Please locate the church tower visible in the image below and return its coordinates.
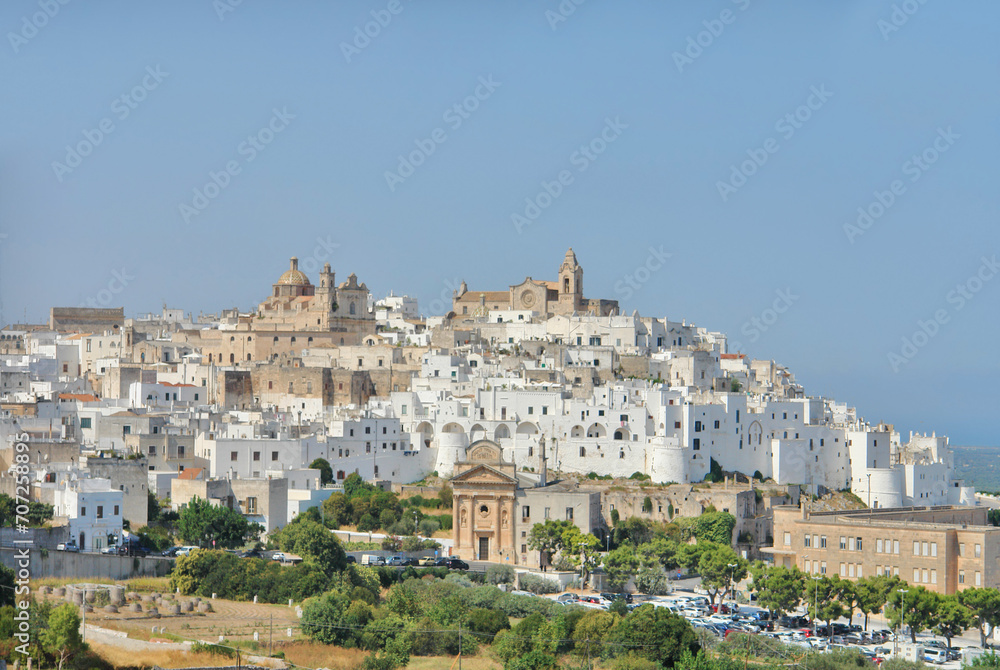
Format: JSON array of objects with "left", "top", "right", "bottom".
[{"left": 558, "top": 247, "right": 584, "bottom": 313}]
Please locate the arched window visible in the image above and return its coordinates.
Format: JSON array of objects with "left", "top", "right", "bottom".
[
  {"left": 229, "top": 353, "right": 235, "bottom": 363},
  {"left": 564, "top": 277, "right": 569, "bottom": 292},
  {"left": 349, "top": 302, "right": 356, "bottom": 315},
  {"left": 246, "top": 354, "right": 252, "bottom": 361}
]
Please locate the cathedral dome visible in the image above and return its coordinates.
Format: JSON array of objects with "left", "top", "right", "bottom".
[{"left": 276, "top": 257, "right": 312, "bottom": 286}]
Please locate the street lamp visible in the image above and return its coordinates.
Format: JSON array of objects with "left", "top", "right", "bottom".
[
  {"left": 897, "top": 589, "right": 909, "bottom": 655},
  {"left": 727, "top": 563, "right": 737, "bottom": 603},
  {"left": 812, "top": 575, "right": 822, "bottom": 638},
  {"left": 867, "top": 473, "right": 872, "bottom": 523}
]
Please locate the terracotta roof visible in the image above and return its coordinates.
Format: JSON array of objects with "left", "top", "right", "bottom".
[
  {"left": 178, "top": 468, "right": 203, "bottom": 480},
  {"left": 721, "top": 354, "right": 745, "bottom": 360},
  {"left": 58, "top": 393, "right": 99, "bottom": 402},
  {"left": 161, "top": 382, "right": 197, "bottom": 387}
]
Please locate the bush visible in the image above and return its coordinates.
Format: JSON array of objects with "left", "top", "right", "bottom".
[
  {"left": 485, "top": 564, "right": 515, "bottom": 586},
  {"left": 517, "top": 573, "right": 560, "bottom": 595},
  {"left": 191, "top": 642, "right": 236, "bottom": 658},
  {"left": 357, "top": 514, "right": 378, "bottom": 532},
  {"left": 466, "top": 607, "right": 510, "bottom": 639},
  {"left": 635, "top": 568, "right": 671, "bottom": 595}
]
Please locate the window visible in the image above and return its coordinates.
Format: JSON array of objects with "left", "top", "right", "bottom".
[
  {"left": 246, "top": 497, "right": 257, "bottom": 514},
  {"left": 231, "top": 451, "right": 238, "bottom": 461},
  {"left": 914, "top": 568, "right": 921, "bottom": 582},
  {"left": 922, "top": 541, "right": 928, "bottom": 556},
  {"left": 848, "top": 537, "right": 855, "bottom": 551},
  {"left": 253, "top": 451, "right": 260, "bottom": 461},
  {"left": 272, "top": 451, "right": 278, "bottom": 461},
  {"left": 528, "top": 407, "right": 534, "bottom": 415},
  {"left": 114, "top": 505, "right": 119, "bottom": 515},
  {"left": 876, "top": 538, "right": 883, "bottom": 553},
  {"left": 97, "top": 506, "right": 103, "bottom": 519},
  {"left": 714, "top": 420, "right": 720, "bottom": 429},
  {"left": 840, "top": 536, "right": 847, "bottom": 550},
  {"left": 693, "top": 438, "right": 700, "bottom": 450},
  {"left": 813, "top": 534, "right": 819, "bottom": 548},
  {"left": 804, "top": 535, "right": 811, "bottom": 548},
  {"left": 401, "top": 405, "right": 407, "bottom": 415},
  {"left": 542, "top": 406, "right": 548, "bottom": 415},
  {"left": 544, "top": 508, "right": 550, "bottom": 519},
  {"left": 783, "top": 532, "right": 791, "bottom": 546},
  {"left": 566, "top": 507, "right": 574, "bottom": 520},
  {"left": 820, "top": 562, "right": 827, "bottom": 574},
  {"left": 856, "top": 564, "right": 862, "bottom": 578},
  {"left": 80, "top": 417, "right": 92, "bottom": 429},
  {"left": 931, "top": 569, "right": 937, "bottom": 584},
  {"left": 893, "top": 540, "right": 899, "bottom": 554},
  {"left": 820, "top": 536, "right": 827, "bottom": 548},
  {"left": 521, "top": 544, "right": 527, "bottom": 553},
  {"left": 674, "top": 421, "right": 681, "bottom": 429},
  {"left": 914, "top": 541, "right": 920, "bottom": 556},
  {"left": 959, "top": 543, "right": 965, "bottom": 557},
  {"left": 522, "top": 507, "right": 530, "bottom": 519},
  {"left": 976, "top": 544, "right": 982, "bottom": 558},
  {"left": 959, "top": 570, "right": 965, "bottom": 584},
  {"left": 849, "top": 564, "right": 855, "bottom": 577},
  {"left": 840, "top": 563, "right": 847, "bottom": 577},
  {"left": 148, "top": 445, "right": 157, "bottom": 456},
  {"left": 81, "top": 507, "right": 86, "bottom": 516},
  {"left": 923, "top": 569, "right": 929, "bottom": 583},
  {"left": 976, "top": 572, "right": 982, "bottom": 586}
]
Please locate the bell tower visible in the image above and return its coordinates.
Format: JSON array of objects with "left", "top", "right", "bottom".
[{"left": 558, "top": 247, "right": 583, "bottom": 312}]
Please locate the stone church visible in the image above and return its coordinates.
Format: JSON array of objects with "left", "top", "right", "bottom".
[
  {"left": 450, "top": 438, "right": 602, "bottom": 568},
  {"left": 451, "top": 248, "right": 619, "bottom": 321}
]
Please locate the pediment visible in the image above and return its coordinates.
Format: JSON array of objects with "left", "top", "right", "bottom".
[{"left": 451, "top": 464, "right": 517, "bottom": 486}]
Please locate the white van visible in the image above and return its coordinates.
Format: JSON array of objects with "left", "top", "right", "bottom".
[
  {"left": 361, "top": 554, "right": 385, "bottom": 566},
  {"left": 923, "top": 649, "right": 947, "bottom": 665}
]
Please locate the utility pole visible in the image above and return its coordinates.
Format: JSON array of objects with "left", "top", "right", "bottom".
[
  {"left": 898, "top": 588, "right": 909, "bottom": 656},
  {"left": 458, "top": 622, "right": 463, "bottom": 670}
]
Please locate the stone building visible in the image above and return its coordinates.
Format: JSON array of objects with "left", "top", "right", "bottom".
[
  {"left": 450, "top": 438, "right": 602, "bottom": 567},
  {"left": 452, "top": 249, "right": 618, "bottom": 320},
  {"left": 765, "top": 504, "right": 1000, "bottom": 594}
]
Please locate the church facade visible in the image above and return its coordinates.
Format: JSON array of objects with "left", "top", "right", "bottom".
[{"left": 451, "top": 248, "right": 618, "bottom": 320}]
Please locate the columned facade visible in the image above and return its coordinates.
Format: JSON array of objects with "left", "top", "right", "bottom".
[{"left": 450, "top": 440, "right": 518, "bottom": 564}]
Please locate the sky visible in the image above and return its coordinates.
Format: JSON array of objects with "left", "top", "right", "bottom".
[{"left": 1, "top": 1, "right": 997, "bottom": 447}]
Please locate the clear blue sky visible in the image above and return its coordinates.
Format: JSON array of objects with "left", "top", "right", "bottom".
[{"left": 1, "top": 1, "right": 997, "bottom": 446}]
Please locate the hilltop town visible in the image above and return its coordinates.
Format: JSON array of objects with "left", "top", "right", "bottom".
[{"left": 1, "top": 248, "right": 974, "bottom": 572}]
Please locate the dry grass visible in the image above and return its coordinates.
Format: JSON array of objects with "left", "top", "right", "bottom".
[
  {"left": 125, "top": 576, "right": 174, "bottom": 592},
  {"left": 407, "top": 655, "right": 502, "bottom": 670},
  {"left": 35, "top": 576, "right": 118, "bottom": 589},
  {"left": 88, "top": 641, "right": 238, "bottom": 669},
  {"left": 278, "top": 641, "right": 368, "bottom": 669}
]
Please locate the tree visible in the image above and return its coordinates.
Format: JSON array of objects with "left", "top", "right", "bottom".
[
  {"left": 527, "top": 519, "right": 574, "bottom": 570},
  {"left": 698, "top": 543, "right": 747, "bottom": 605},
  {"left": 270, "top": 518, "right": 347, "bottom": 576},
  {"left": 935, "top": 595, "right": 972, "bottom": 649},
  {"left": 836, "top": 578, "right": 860, "bottom": 626},
  {"left": 0, "top": 565, "right": 14, "bottom": 607},
  {"left": 309, "top": 458, "right": 333, "bottom": 486},
  {"left": 886, "top": 586, "right": 939, "bottom": 643},
  {"left": 855, "top": 574, "right": 904, "bottom": 631},
  {"left": 749, "top": 563, "right": 804, "bottom": 617},
  {"left": 958, "top": 587, "right": 1000, "bottom": 647},
  {"left": 637, "top": 536, "right": 680, "bottom": 571},
  {"left": 563, "top": 527, "right": 601, "bottom": 585},
  {"left": 692, "top": 511, "right": 737, "bottom": 545},
  {"left": 610, "top": 605, "right": 700, "bottom": 668},
  {"left": 603, "top": 546, "right": 641, "bottom": 592},
  {"left": 41, "top": 603, "right": 84, "bottom": 670},
  {"left": 177, "top": 496, "right": 262, "bottom": 548},
  {"left": 803, "top": 576, "right": 846, "bottom": 640},
  {"left": 438, "top": 486, "right": 453, "bottom": 508}
]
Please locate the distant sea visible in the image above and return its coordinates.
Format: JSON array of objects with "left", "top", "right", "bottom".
[{"left": 953, "top": 446, "right": 1000, "bottom": 493}]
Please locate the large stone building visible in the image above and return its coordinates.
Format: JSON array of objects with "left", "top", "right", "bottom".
[
  {"left": 765, "top": 504, "right": 1000, "bottom": 594},
  {"left": 450, "top": 438, "right": 602, "bottom": 567},
  {"left": 257, "top": 257, "right": 375, "bottom": 332},
  {"left": 452, "top": 249, "right": 618, "bottom": 320}
]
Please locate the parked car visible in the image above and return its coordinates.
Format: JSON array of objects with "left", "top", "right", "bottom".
[
  {"left": 417, "top": 556, "right": 437, "bottom": 566},
  {"left": 923, "top": 649, "right": 948, "bottom": 665},
  {"left": 345, "top": 555, "right": 357, "bottom": 564},
  {"left": 443, "top": 558, "right": 469, "bottom": 570},
  {"left": 361, "top": 555, "right": 386, "bottom": 566},
  {"left": 175, "top": 546, "right": 199, "bottom": 556},
  {"left": 56, "top": 542, "right": 79, "bottom": 552},
  {"left": 238, "top": 548, "right": 263, "bottom": 559},
  {"left": 161, "top": 546, "right": 182, "bottom": 557},
  {"left": 601, "top": 592, "right": 633, "bottom": 604},
  {"left": 271, "top": 552, "right": 287, "bottom": 562},
  {"left": 117, "top": 544, "right": 148, "bottom": 557},
  {"left": 101, "top": 545, "right": 117, "bottom": 554},
  {"left": 386, "top": 555, "right": 407, "bottom": 567}
]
